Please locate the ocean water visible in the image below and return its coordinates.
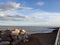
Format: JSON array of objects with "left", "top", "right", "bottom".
[{"left": 0, "top": 26, "right": 56, "bottom": 34}]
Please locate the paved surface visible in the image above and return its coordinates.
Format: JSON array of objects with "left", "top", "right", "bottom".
[
  {"left": 59, "top": 31, "right": 60, "bottom": 45},
  {"left": 16, "top": 30, "right": 58, "bottom": 45}
]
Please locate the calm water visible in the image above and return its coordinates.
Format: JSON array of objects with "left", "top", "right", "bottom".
[{"left": 0, "top": 26, "right": 55, "bottom": 34}]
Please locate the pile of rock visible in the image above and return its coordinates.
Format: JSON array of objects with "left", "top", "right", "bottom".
[{"left": 0, "top": 29, "right": 29, "bottom": 45}]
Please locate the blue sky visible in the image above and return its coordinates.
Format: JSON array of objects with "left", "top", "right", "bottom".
[{"left": 0, "top": 0, "right": 60, "bottom": 26}]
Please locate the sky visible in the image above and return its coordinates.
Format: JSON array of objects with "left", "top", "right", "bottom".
[{"left": 0, "top": 0, "right": 60, "bottom": 26}]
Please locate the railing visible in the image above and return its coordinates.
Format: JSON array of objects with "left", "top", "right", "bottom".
[{"left": 54, "top": 28, "right": 60, "bottom": 45}]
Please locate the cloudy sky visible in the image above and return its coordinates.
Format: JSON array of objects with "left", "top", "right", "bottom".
[{"left": 0, "top": 0, "right": 60, "bottom": 26}]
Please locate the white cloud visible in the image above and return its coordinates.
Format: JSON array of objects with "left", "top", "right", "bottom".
[
  {"left": 0, "top": 13, "right": 30, "bottom": 21},
  {"left": 0, "top": 7, "right": 60, "bottom": 26},
  {"left": 0, "top": 2, "right": 33, "bottom": 21},
  {"left": 0, "top": 2, "right": 20, "bottom": 11},
  {"left": 0, "top": 13, "right": 4, "bottom": 16},
  {"left": 36, "top": 2, "right": 45, "bottom": 6},
  {"left": 20, "top": 7, "right": 32, "bottom": 10},
  {"left": 0, "top": 2, "right": 32, "bottom": 11},
  {"left": 0, "top": 10, "right": 60, "bottom": 25},
  {"left": 29, "top": 11, "right": 60, "bottom": 26}
]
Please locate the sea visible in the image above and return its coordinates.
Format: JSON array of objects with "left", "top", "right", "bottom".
[{"left": 0, "top": 26, "right": 57, "bottom": 34}]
